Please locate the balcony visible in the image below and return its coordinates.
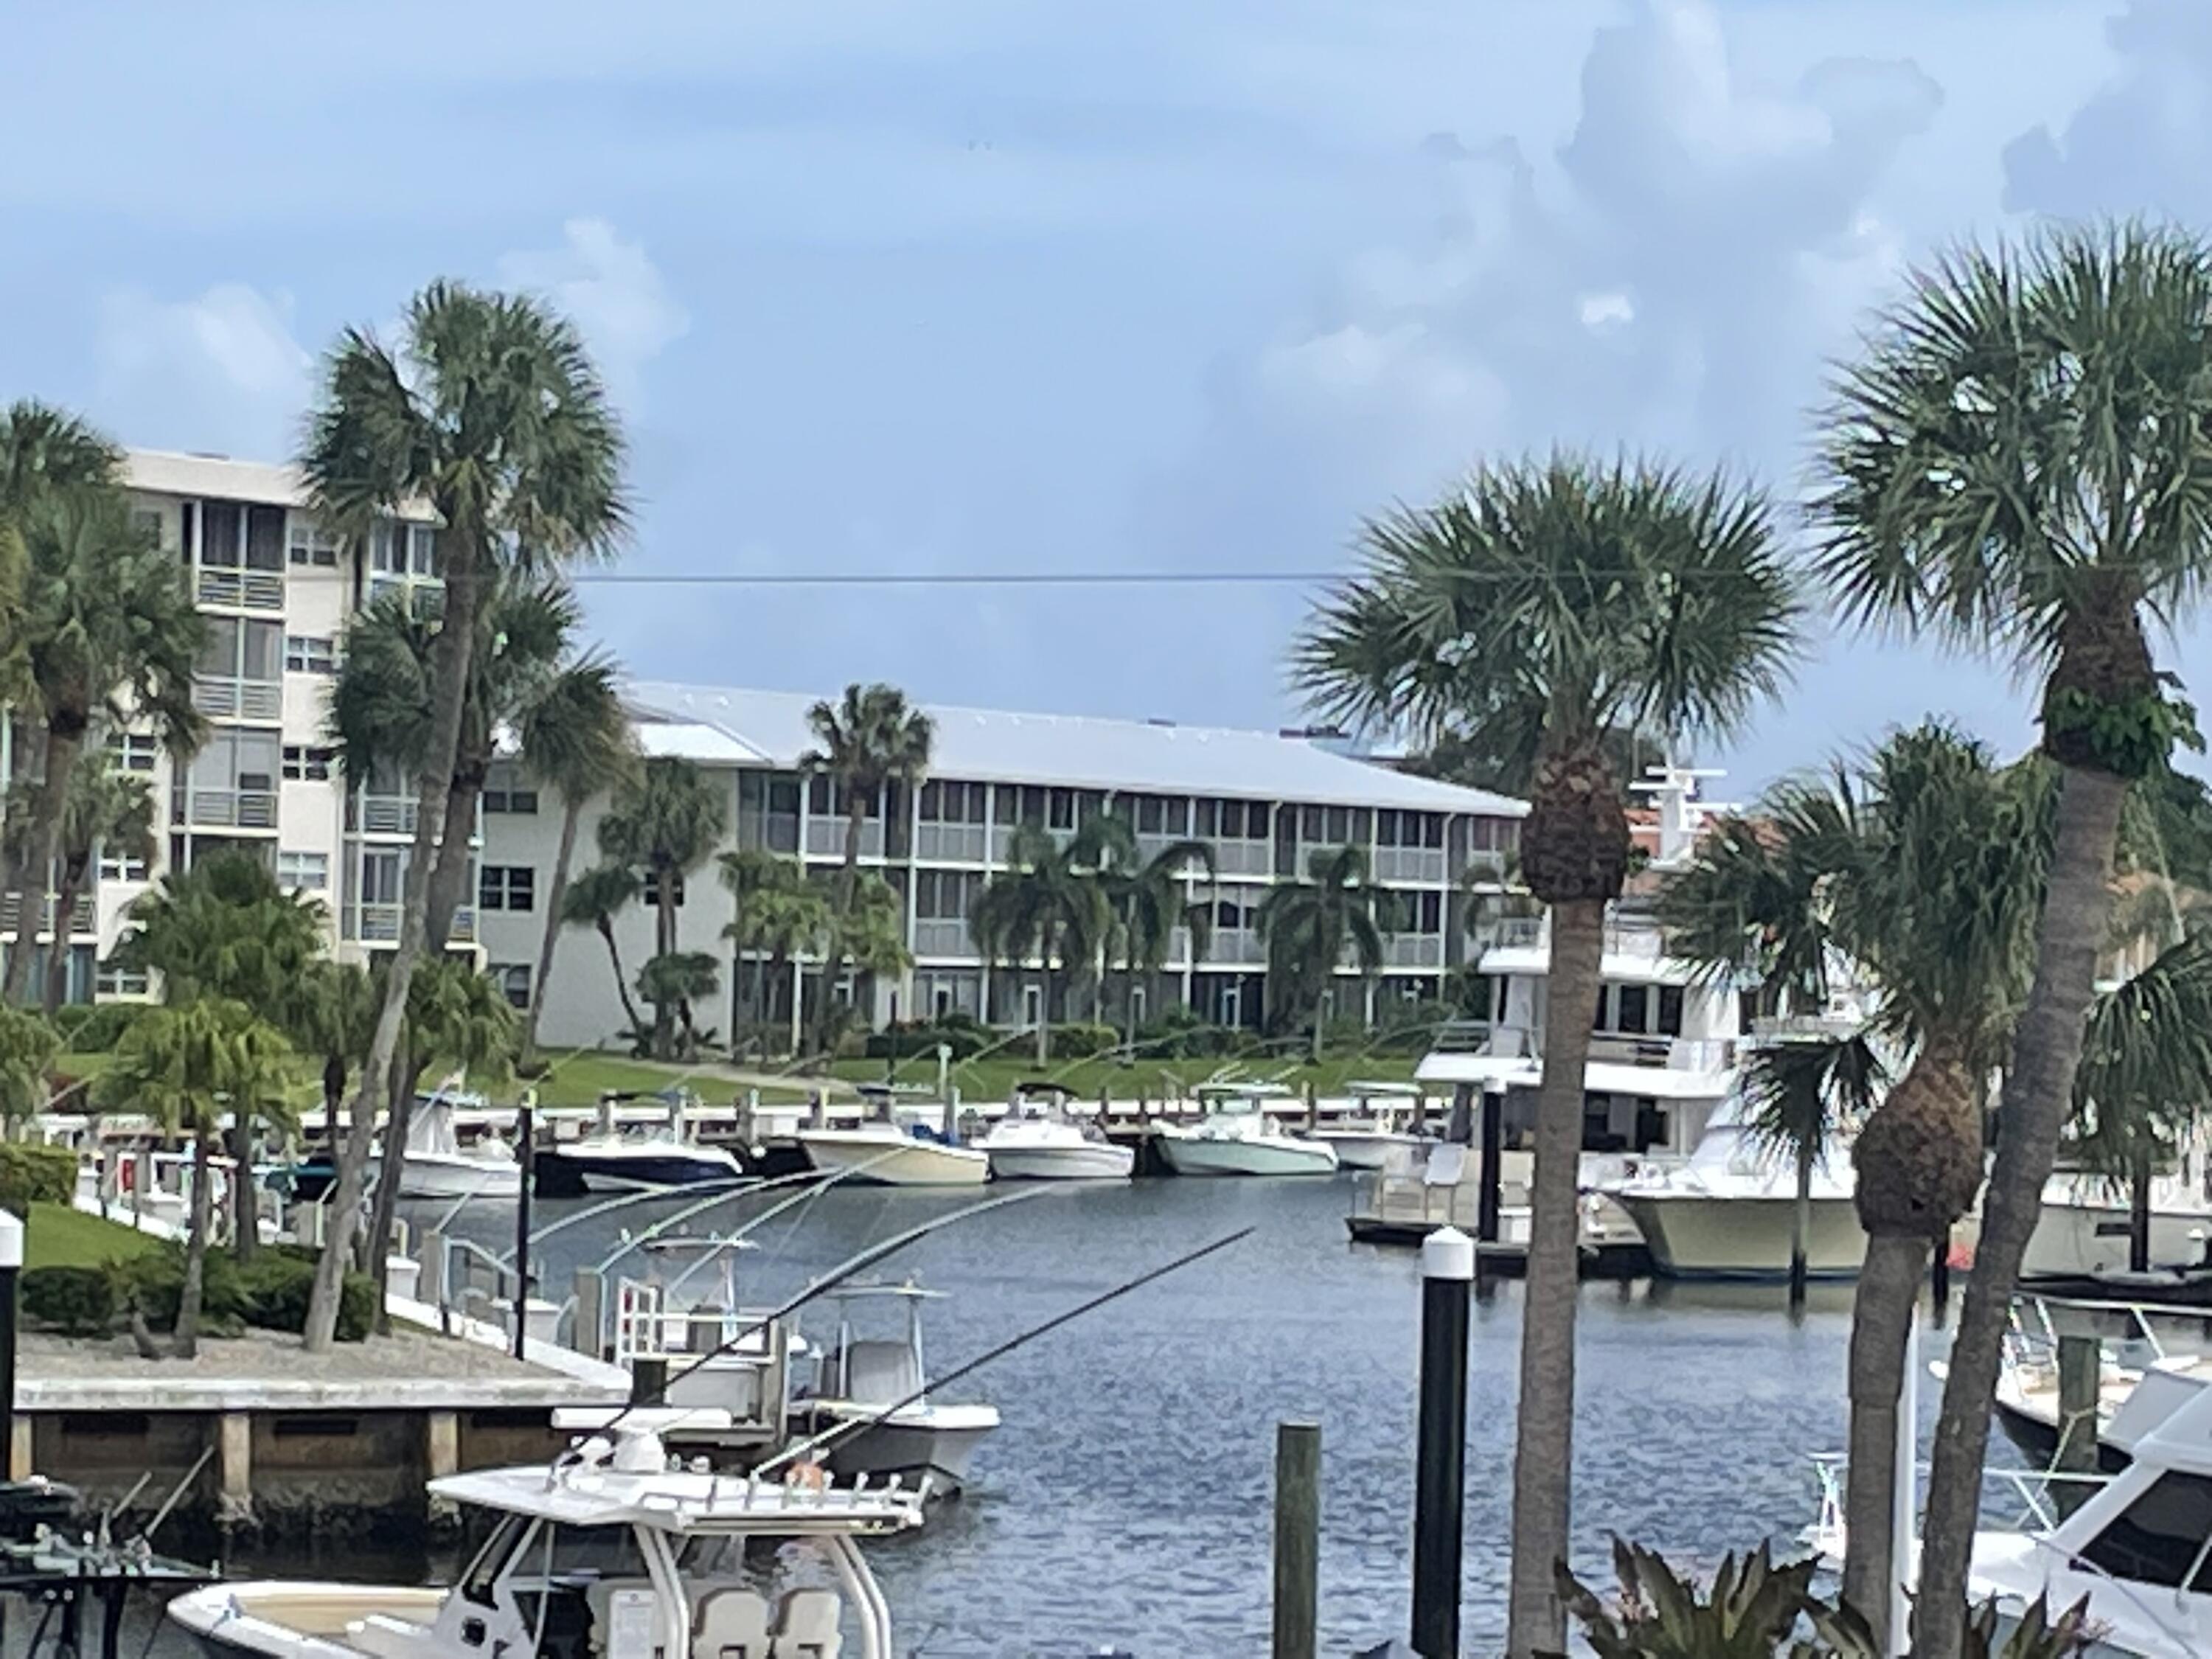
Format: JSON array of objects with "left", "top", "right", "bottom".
[
  {"left": 353, "top": 793, "right": 417, "bottom": 836},
  {"left": 1205, "top": 927, "right": 1262, "bottom": 964},
  {"left": 195, "top": 568, "right": 285, "bottom": 612},
  {"left": 1372, "top": 846, "right": 1447, "bottom": 885},
  {"left": 172, "top": 785, "right": 279, "bottom": 830},
  {"left": 805, "top": 818, "right": 884, "bottom": 860},
  {"left": 192, "top": 675, "right": 282, "bottom": 722},
  {"left": 915, "top": 822, "right": 988, "bottom": 863},
  {"left": 912, "top": 918, "right": 974, "bottom": 958},
  {"left": 1208, "top": 841, "right": 1273, "bottom": 878},
  {"left": 1586, "top": 1032, "right": 1735, "bottom": 1072},
  {"left": 1382, "top": 933, "right": 1444, "bottom": 969},
  {"left": 347, "top": 903, "right": 476, "bottom": 946},
  {"left": 1460, "top": 850, "right": 1512, "bottom": 886},
  {"left": 0, "top": 892, "right": 97, "bottom": 939}
]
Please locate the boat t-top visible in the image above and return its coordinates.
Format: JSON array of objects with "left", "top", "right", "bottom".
[
  {"left": 794, "top": 1086, "right": 990, "bottom": 1188},
  {"left": 532, "top": 1091, "right": 748, "bottom": 1197},
  {"left": 1154, "top": 1083, "right": 1340, "bottom": 1178},
  {"left": 1305, "top": 1081, "right": 1433, "bottom": 1172},
  {"left": 979, "top": 1081, "right": 1134, "bottom": 1181},
  {"left": 167, "top": 1415, "right": 926, "bottom": 1659}
]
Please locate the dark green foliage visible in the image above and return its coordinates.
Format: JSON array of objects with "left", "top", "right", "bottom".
[
  {"left": 48, "top": 1006, "right": 95, "bottom": 1043},
  {"left": 60, "top": 1002, "right": 154, "bottom": 1054},
  {"left": 21, "top": 1266, "right": 114, "bottom": 1335},
  {"left": 114, "top": 1244, "right": 376, "bottom": 1342},
  {"left": 1043, "top": 1022, "right": 1118, "bottom": 1060},
  {"left": 0, "top": 1143, "right": 78, "bottom": 1208},
  {"left": 863, "top": 1016, "right": 993, "bottom": 1062}
]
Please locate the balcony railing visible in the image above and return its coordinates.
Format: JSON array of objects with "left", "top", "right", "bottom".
[
  {"left": 172, "top": 785, "right": 279, "bottom": 830},
  {"left": 1372, "top": 846, "right": 1447, "bottom": 885},
  {"left": 1460, "top": 851, "right": 1512, "bottom": 886},
  {"left": 1208, "top": 841, "right": 1273, "bottom": 877},
  {"left": 1382, "top": 933, "right": 1444, "bottom": 968},
  {"left": 914, "top": 822, "right": 988, "bottom": 863},
  {"left": 805, "top": 818, "right": 884, "bottom": 859},
  {"left": 1205, "top": 927, "right": 1262, "bottom": 964},
  {"left": 912, "top": 918, "right": 974, "bottom": 957},
  {"left": 1422, "top": 1020, "right": 1730, "bottom": 1074},
  {"left": 192, "top": 675, "right": 282, "bottom": 721},
  {"left": 195, "top": 568, "right": 285, "bottom": 611},
  {"left": 1427, "top": 1019, "right": 1495, "bottom": 1054},
  {"left": 346, "top": 902, "right": 476, "bottom": 945},
  {"left": 353, "top": 794, "right": 417, "bottom": 835},
  {"left": 0, "top": 892, "right": 97, "bottom": 939}
]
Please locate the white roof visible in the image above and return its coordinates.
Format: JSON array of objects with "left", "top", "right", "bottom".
[
  {"left": 122, "top": 447, "right": 439, "bottom": 521},
  {"left": 431, "top": 1455, "right": 925, "bottom": 1536},
  {"left": 624, "top": 681, "right": 1525, "bottom": 817}
]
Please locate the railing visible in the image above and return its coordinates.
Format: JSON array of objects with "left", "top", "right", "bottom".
[
  {"left": 915, "top": 821, "right": 988, "bottom": 863},
  {"left": 1206, "top": 927, "right": 1262, "bottom": 964},
  {"left": 450, "top": 906, "right": 476, "bottom": 945},
  {"left": 1584, "top": 1033, "right": 1734, "bottom": 1072},
  {"left": 805, "top": 817, "right": 884, "bottom": 859},
  {"left": 913, "top": 918, "right": 973, "bottom": 957},
  {"left": 0, "top": 892, "right": 97, "bottom": 938},
  {"left": 171, "top": 785, "right": 279, "bottom": 830},
  {"left": 353, "top": 793, "right": 417, "bottom": 835},
  {"left": 195, "top": 568, "right": 285, "bottom": 611},
  {"left": 350, "top": 902, "right": 402, "bottom": 943},
  {"left": 1489, "top": 917, "right": 1543, "bottom": 948},
  {"left": 1382, "top": 933, "right": 1444, "bottom": 968},
  {"left": 1209, "top": 841, "right": 1273, "bottom": 877},
  {"left": 1372, "top": 846, "right": 1447, "bottom": 885},
  {"left": 1460, "top": 851, "right": 1511, "bottom": 886},
  {"left": 1427, "top": 1019, "right": 1495, "bottom": 1054},
  {"left": 191, "top": 675, "right": 282, "bottom": 721}
]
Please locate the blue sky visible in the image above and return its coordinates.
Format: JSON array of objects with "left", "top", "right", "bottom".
[{"left": 4, "top": 0, "right": 2209, "bottom": 792}]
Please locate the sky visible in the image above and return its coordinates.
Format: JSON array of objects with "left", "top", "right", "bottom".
[{"left": 4, "top": 0, "right": 2211, "bottom": 793}]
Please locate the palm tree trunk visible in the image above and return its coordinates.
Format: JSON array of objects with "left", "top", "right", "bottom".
[
  {"left": 229, "top": 1105, "right": 257, "bottom": 1263},
  {"left": 523, "top": 795, "right": 585, "bottom": 1065},
  {"left": 814, "top": 799, "right": 865, "bottom": 1054},
  {"left": 1506, "top": 896, "right": 1603, "bottom": 1659},
  {"left": 1838, "top": 1229, "right": 1928, "bottom": 1649},
  {"left": 3, "top": 719, "right": 83, "bottom": 1006},
  {"left": 598, "top": 917, "right": 645, "bottom": 1040},
  {"left": 1917, "top": 761, "right": 2127, "bottom": 1659},
  {"left": 366, "top": 1047, "right": 421, "bottom": 1329},
  {"left": 305, "top": 541, "right": 481, "bottom": 1353},
  {"left": 175, "top": 1131, "right": 215, "bottom": 1359},
  {"left": 423, "top": 769, "right": 484, "bottom": 951},
  {"left": 321, "top": 1055, "right": 348, "bottom": 1161},
  {"left": 38, "top": 852, "right": 91, "bottom": 1018},
  {"left": 2130, "top": 1140, "right": 2154, "bottom": 1275},
  {"left": 1790, "top": 1136, "right": 1813, "bottom": 1310}
]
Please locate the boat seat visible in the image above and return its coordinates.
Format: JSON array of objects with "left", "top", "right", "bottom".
[
  {"left": 693, "top": 1587, "right": 773, "bottom": 1659},
  {"left": 841, "top": 1340, "right": 919, "bottom": 1408},
  {"left": 1423, "top": 1145, "right": 1467, "bottom": 1187},
  {"left": 770, "top": 1588, "right": 840, "bottom": 1658}
]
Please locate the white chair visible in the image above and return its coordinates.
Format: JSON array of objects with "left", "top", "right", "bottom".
[
  {"left": 769, "top": 1588, "right": 841, "bottom": 1658},
  {"left": 692, "top": 1587, "right": 774, "bottom": 1659}
]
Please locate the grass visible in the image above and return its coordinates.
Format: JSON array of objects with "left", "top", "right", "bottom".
[{"left": 23, "top": 1202, "right": 161, "bottom": 1271}]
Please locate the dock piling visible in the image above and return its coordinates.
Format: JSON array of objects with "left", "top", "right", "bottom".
[
  {"left": 1474, "top": 1088, "right": 1502, "bottom": 1245},
  {"left": 2054, "top": 1333, "right": 2100, "bottom": 1517},
  {"left": 1412, "top": 1227, "right": 1472, "bottom": 1659},
  {"left": 0, "top": 1209, "right": 18, "bottom": 1477},
  {"left": 512, "top": 1093, "right": 535, "bottom": 1360},
  {"left": 1272, "top": 1419, "right": 1320, "bottom": 1659}
]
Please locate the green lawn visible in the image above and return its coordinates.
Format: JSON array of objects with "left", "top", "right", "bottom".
[{"left": 22, "top": 1202, "right": 161, "bottom": 1270}]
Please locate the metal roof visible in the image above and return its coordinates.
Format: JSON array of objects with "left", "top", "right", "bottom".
[
  {"left": 624, "top": 681, "right": 1526, "bottom": 817},
  {"left": 122, "top": 448, "right": 439, "bottom": 521}
]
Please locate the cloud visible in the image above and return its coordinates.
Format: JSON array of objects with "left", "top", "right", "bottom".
[
  {"left": 94, "top": 282, "right": 312, "bottom": 457},
  {"left": 496, "top": 218, "right": 689, "bottom": 407}
]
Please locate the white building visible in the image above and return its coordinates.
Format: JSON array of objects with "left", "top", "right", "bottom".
[{"left": 476, "top": 682, "right": 1526, "bottom": 1051}]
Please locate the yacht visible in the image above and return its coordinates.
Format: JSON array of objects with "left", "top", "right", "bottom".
[
  {"left": 790, "top": 1282, "right": 998, "bottom": 1499},
  {"left": 979, "top": 1083, "right": 1133, "bottom": 1181},
  {"left": 1306, "top": 1082, "right": 1433, "bottom": 1172},
  {"left": 794, "top": 1121, "right": 990, "bottom": 1187},
  {"left": 1154, "top": 1086, "right": 1340, "bottom": 1178},
  {"left": 1345, "top": 1138, "right": 1650, "bottom": 1276},
  {"left": 167, "top": 1414, "right": 925, "bottom": 1659},
  {"left": 384, "top": 1088, "right": 520, "bottom": 1201},
  {"left": 531, "top": 1091, "right": 748, "bottom": 1197},
  {"left": 1983, "top": 1293, "right": 2212, "bottom": 1470},
  {"left": 2025, "top": 1162, "right": 2212, "bottom": 1279}
]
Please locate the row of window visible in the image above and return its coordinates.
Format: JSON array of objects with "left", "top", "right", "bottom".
[{"left": 479, "top": 866, "right": 535, "bottom": 912}]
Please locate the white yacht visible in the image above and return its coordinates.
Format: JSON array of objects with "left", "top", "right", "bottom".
[
  {"left": 980, "top": 1083, "right": 1133, "bottom": 1181},
  {"left": 385, "top": 1088, "right": 520, "bottom": 1201},
  {"left": 167, "top": 1415, "right": 925, "bottom": 1659},
  {"left": 1306, "top": 1082, "right": 1433, "bottom": 1172},
  {"left": 794, "top": 1121, "right": 990, "bottom": 1187},
  {"left": 790, "top": 1283, "right": 998, "bottom": 1499},
  {"left": 1154, "top": 1086, "right": 1340, "bottom": 1178},
  {"left": 2026, "top": 1162, "right": 2212, "bottom": 1279}
]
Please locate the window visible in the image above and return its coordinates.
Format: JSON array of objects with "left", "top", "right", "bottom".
[
  {"left": 643, "top": 871, "right": 686, "bottom": 907},
  {"left": 96, "top": 961, "right": 151, "bottom": 998},
  {"left": 1048, "top": 788, "right": 1074, "bottom": 830},
  {"left": 199, "top": 616, "right": 282, "bottom": 681},
  {"left": 282, "top": 745, "right": 333, "bottom": 782},
  {"left": 285, "top": 635, "right": 336, "bottom": 675},
  {"left": 1617, "top": 984, "right": 1650, "bottom": 1034},
  {"left": 200, "top": 501, "right": 241, "bottom": 567},
  {"left": 371, "top": 521, "right": 437, "bottom": 577},
  {"left": 1657, "top": 985, "right": 1684, "bottom": 1037},
  {"left": 98, "top": 848, "right": 150, "bottom": 883},
  {"left": 277, "top": 850, "right": 330, "bottom": 891},
  {"left": 2079, "top": 1472, "right": 2212, "bottom": 1589},
  {"left": 483, "top": 782, "right": 539, "bottom": 815},
  {"left": 479, "top": 866, "right": 536, "bottom": 913},
  {"left": 288, "top": 522, "right": 341, "bottom": 566},
  {"left": 107, "top": 733, "right": 158, "bottom": 774},
  {"left": 494, "top": 964, "right": 532, "bottom": 1010},
  {"left": 1138, "top": 795, "right": 1165, "bottom": 834}
]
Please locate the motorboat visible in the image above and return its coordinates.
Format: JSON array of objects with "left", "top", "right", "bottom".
[
  {"left": 1981, "top": 1292, "right": 2212, "bottom": 1471},
  {"left": 980, "top": 1082, "right": 1133, "bottom": 1181},
  {"left": 1602, "top": 1091, "right": 1866, "bottom": 1281},
  {"left": 2025, "top": 1164, "right": 2212, "bottom": 1279},
  {"left": 1306, "top": 1081, "right": 1434, "bottom": 1172},
  {"left": 384, "top": 1088, "right": 520, "bottom": 1201},
  {"left": 532, "top": 1091, "right": 748, "bottom": 1198},
  {"left": 790, "top": 1282, "right": 998, "bottom": 1500},
  {"left": 1154, "top": 1085, "right": 1340, "bottom": 1178},
  {"left": 167, "top": 1413, "right": 926, "bottom": 1659},
  {"left": 793, "top": 1121, "right": 990, "bottom": 1188}
]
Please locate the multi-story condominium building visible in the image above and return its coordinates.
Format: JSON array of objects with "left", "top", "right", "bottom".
[
  {"left": 476, "top": 681, "right": 1526, "bottom": 1052},
  {"left": 0, "top": 449, "right": 452, "bottom": 998}
]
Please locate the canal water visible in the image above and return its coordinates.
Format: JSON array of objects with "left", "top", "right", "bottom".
[{"left": 223, "top": 1177, "right": 1946, "bottom": 1657}]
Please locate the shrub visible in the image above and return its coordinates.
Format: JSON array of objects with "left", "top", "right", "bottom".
[
  {"left": 21, "top": 1266, "right": 114, "bottom": 1336},
  {"left": 863, "top": 1019, "right": 992, "bottom": 1062},
  {"left": 48, "top": 1006, "right": 97, "bottom": 1044},
  {"left": 234, "top": 1248, "right": 377, "bottom": 1343},
  {"left": 116, "top": 1246, "right": 245, "bottom": 1332},
  {"left": 66, "top": 1003, "right": 154, "bottom": 1055},
  {"left": 1045, "top": 1022, "right": 1117, "bottom": 1061},
  {"left": 0, "top": 1144, "right": 78, "bottom": 1210}
]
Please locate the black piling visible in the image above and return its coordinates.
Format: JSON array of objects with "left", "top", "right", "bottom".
[
  {"left": 511, "top": 1092, "right": 535, "bottom": 1360},
  {"left": 1411, "top": 1227, "right": 1472, "bottom": 1659}
]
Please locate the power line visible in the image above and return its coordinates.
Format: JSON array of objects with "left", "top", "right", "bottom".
[{"left": 566, "top": 569, "right": 1339, "bottom": 587}]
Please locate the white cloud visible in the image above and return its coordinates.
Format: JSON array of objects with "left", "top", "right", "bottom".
[
  {"left": 496, "top": 218, "right": 689, "bottom": 408},
  {"left": 1578, "top": 291, "right": 1635, "bottom": 330},
  {"left": 94, "top": 283, "right": 312, "bottom": 458}
]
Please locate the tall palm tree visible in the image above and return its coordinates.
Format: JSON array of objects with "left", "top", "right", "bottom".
[
  {"left": 636, "top": 950, "right": 720, "bottom": 1061},
  {"left": 0, "top": 403, "right": 122, "bottom": 716},
  {"left": 1295, "top": 453, "right": 1800, "bottom": 1658},
  {"left": 561, "top": 863, "right": 647, "bottom": 1044},
  {"left": 288, "top": 958, "right": 378, "bottom": 1160},
  {"left": 1812, "top": 223, "right": 2212, "bottom": 1655},
  {"left": 4, "top": 487, "right": 204, "bottom": 1004},
  {"left": 971, "top": 820, "right": 1116, "bottom": 1064},
  {"left": 720, "top": 853, "right": 832, "bottom": 1055},
  {"left": 100, "top": 998, "right": 293, "bottom": 1356},
  {"left": 800, "top": 684, "right": 933, "bottom": 1043},
  {"left": 298, "top": 279, "right": 629, "bottom": 1353},
  {"left": 519, "top": 655, "right": 636, "bottom": 1062},
  {"left": 1258, "top": 844, "right": 1394, "bottom": 1055},
  {"left": 40, "top": 747, "right": 156, "bottom": 1016},
  {"left": 597, "top": 758, "right": 728, "bottom": 1059},
  {"left": 1094, "top": 815, "right": 1214, "bottom": 1045}
]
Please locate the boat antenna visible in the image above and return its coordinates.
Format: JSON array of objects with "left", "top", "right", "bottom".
[
  {"left": 755, "top": 1225, "right": 1256, "bottom": 1479},
  {"left": 608, "top": 1186, "right": 1050, "bottom": 1433}
]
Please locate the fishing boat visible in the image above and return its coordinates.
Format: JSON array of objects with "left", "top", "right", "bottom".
[
  {"left": 1154, "top": 1086, "right": 1340, "bottom": 1178},
  {"left": 793, "top": 1121, "right": 990, "bottom": 1187},
  {"left": 532, "top": 1091, "right": 748, "bottom": 1197},
  {"left": 980, "top": 1082, "right": 1133, "bottom": 1181},
  {"left": 383, "top": 1088, "right": 520, "bottom": 1200},
  {"left": 167, "top": 1413, "right": 925, "bottom": 1659},
  {"left": 1305, "top": 1082, "right": 1433, "bottom": 1172},
  {"left": 603, "top": 1237, "right": 804, "bottom": 1459}
]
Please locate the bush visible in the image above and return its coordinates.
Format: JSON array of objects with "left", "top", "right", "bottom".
[
  {"left": 862, "top": 1018, "right": 992, "bottom": 1062},
  {"left": 116, "top": 1246, "right": 245, "bottom": 1332},
  {"left": 21, "top": 1266, "right": 114, "bottom": 1336},
  {"left": 116, "top": 1244, "right": 375, "bottom": 1341},
  {"left": 48, "top": 1006, "right": 96, "bottom": 1044},
  {"left": 1045, "top": 1021, "right": 1118, "bottom": 1061},
  {"left": 66, "top": 1003, "right": 154, "bottom": 1055},
  {"left": 0, "top": 1144, "right": 77, "bottom": 1210}
]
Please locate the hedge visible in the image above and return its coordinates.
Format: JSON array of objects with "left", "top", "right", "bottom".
[
  {"left": 0, "top": 1144, "right": 77, "bottom": 1210},
  {"left": 22, "top": 1266, "right": 113, "bottom": 1336},
  {"left": 60, "top": 1003, "right": 154, "bottom": 1054},
  {"left": 30, "top": 1245, "right": 379, "bottom": 1343}
]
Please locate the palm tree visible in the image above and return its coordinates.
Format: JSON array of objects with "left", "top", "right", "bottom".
[
  {"left": 720, "top": 853, "right": 832, "bottom": 1056},
  {"left": 1812, "top": 223, "right": 2212, "bottom": 1655},
  {"left": 800, "top": 684, "right": 933, "bottom": 1043},
  {"left": 298, "top": 279, "right": 629, "bottom": 1353},
  {"left": 101, "top": 999, "right": 293, "bottom": 1356},
  {"left": 0, "top": 403, "right": 122, "bottom": 718},
  {"left": 1258, "top": 844, "right": 1394, "bottom": 1056},
  {"left": 0, "top": 1007, "right": 57, "bottom": 1121},
  {"left": 39, "top": 746, "right": 155, "bottom": 1016},
  {"left": 1094, "top": 815, "right": 1214, "bottom": 1045},
  {"left": 288, "top": 959, "right": 378, "bottom": 1161},
  {"left": 972, "top": 821, "right": 1116, "bottom": 1065},
  {"left": 561, "top": 863, "right": 647, "bottom": 1043},
  {"left": 4, "top": 487, "right": 204, "bottom": 1004},
  {"left": 518, "top": 654, "right": 636, "bottom": 1063},
  {"left": 636, "top": 951, "right": 720, "bottom": 1060},
  {"left": 597, "top": 758, "right": 728, "bottom": 1059},
  {"left": 1294, "top": 453, "right": 1800, "bottom": 1659}
]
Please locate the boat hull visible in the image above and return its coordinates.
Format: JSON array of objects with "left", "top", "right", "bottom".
[
  {"left": 984, "top": 1142, "right": 1134, "bottom": 1181},
  {"left": 796, "top": 1132, "right": 991, "bottom": 1187},
  {"left": 389, "top": 1153, "right": 520, "bottom": 1200},
  {"left": 1155, "top": 1135, "right": 1339, "bottom": 1178},
  {"left": 1310, "top": 1131, "right": 1430, "bottom": 1172},
  {"left": 810, "top": 1405, "right": 998, "bottom": 1499},
  {"left": 168, "top": 1583, "right": 442, "bottom": 1659},
  {"left": 531, "top": 1149, "right": 745, "bottom": 1197},
  {"left": 2023, "top": 1200, "right": 2212, "bottom": 1279},
  {"left": 1609, "top": 1192, "right": 1866, "bottom": 1280}
]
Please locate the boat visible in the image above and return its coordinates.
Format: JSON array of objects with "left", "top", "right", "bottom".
[
  {"left": 1344, "top": 1140, "right": 1652, "bottom": 1276},
  {"left": 384, "top": 1087, "right": 520, "bottom": 1200},
  {"left": 1306, "top": 1082, "right": 1433, "bottom": 1172},
  {"left": 790, "top": 1282, "right": 998, "bottom": 1499},
  {"left": 1983, "top": 1292, "right": 2212, "bottom": 1471},
  {"left": 531, "top": 1091, "right": 748, "bottom": 1197},
  {"left": 1154, "top": 1086, "right": 1340, "bottom": 1178},
  {"left": 2024, "top": 1163, "right": 2212, "bottom": 1279},
  {"left": 793, "top": 1120, "right": 990, "bottom": 1187},
  {"left": 980, "top": 1082, "right": 1133, "bottom": 1181},
  {"left": 167, "top": 1413, "right": 926, "bottom": 1659}
]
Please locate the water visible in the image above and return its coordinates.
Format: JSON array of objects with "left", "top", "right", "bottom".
[{"left": 215, "top": 1178, "right": 1937, "bottom": 1656}]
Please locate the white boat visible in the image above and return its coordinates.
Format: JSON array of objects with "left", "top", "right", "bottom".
[
  {"left": 167, "top": 1413, "right": 925, "bottom": 1659},
  {"left": 792, "top": 1283, "right": 998, "bottom": 1499},
  {"left": 1155, "top": 1086, "right": 1340, "bottom": 1178},
  {"left": 1307, "top": 1082, "right": 1433, "bottom": 1171},
  {"left": 2025, "top": 1164, "right": 2212, "bottom": 1278},
  {"left": 532, "top": 1091, "right": 749, "bottom": 1197},
  {"left": 385, "top": 1090, "right": 520, "bottom": 1200},
  {"left": 981, "top": 1083, "right": 1133, "bottom": 1181},
  {"left": 1604, "top": 1092, "right": 1867, "bottom": 1281},
  {"left": 796, "top": 1121, "right": 990, "bottom": 1187}
]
